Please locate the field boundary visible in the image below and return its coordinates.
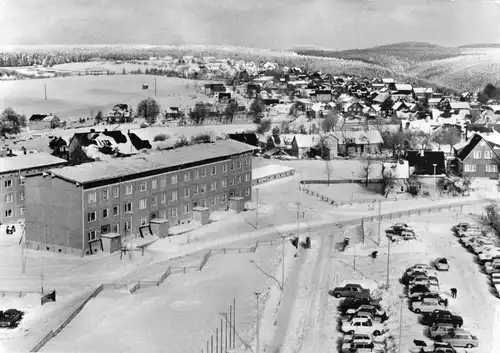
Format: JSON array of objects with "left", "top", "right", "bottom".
[{"left": 29, "top": 201, "right": 479, "bottom": 352}]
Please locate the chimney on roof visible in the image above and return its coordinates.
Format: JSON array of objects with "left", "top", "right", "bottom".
[{"left": 104, "top": 128, "right": 108, "bottom": 132}]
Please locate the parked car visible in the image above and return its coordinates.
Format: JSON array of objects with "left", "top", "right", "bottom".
[
  {"left": 435, "top": 258, "right": 449, "bottom": 271},
  {"left": 408, "top": 285, "right": 433, "bottom": 298},
  {"left": 332, "top": 284, "right": 371, "bottom": 299},
  {"left": 460, "top": 236, "right": 489, "bottom": 247},
  {"left": 456, "top": 225, "right": 482, "bottom": 238},
  {"left": 477, "top": 248, "right": 500, "bottom": 264},
  {"left": 342, "top": 311, "right": 388, "bottom": 324},
  {"left": 345, "top": 305, "right": 386, "bottom": 318},
  {"left": 411, "top": 298, "right": 445, "bottom": 314},
  {"left": 428, "top": 323, "right": 458, "bottom": 339},
  {"left": 454, "top": 222, "right": 471, "bottom": 233},
  {"left": 347, "top": 342, "right": 376, "bottom": 353},
  {"left": 342, "top": 333, "right": 373, "bottom": 345},
  {"left": 438, "top": 330, "right": 479, "bottom": 348},
  {"left": 410, "top": 292, "right": 447, "bottom": 305},
  {"left": 424, "top": 310, "right": 463, "bottom": 328},
  {"left": 470, "top": 240, "right": 495, "bottom": 254},
  {"left": 338, "top": 297, "right": 381, "bottom": 314},
  {"left": 401, "top": 230, "right": 417, "bottom": 240},
  {"left": 341, "top": 317, "right": 384, "bottom": 336},
  {"left": 485, "top": 260, "right": 500, "bottom": 274},
  {"left": 0, "top": 309, "right": 24, "bottom": 328},
  {"left": 386, "top": 223, "right": 414, "bottom": 236}
]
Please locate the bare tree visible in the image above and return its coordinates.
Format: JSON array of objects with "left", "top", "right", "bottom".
[
  {"left": 322, "top": 111, "right": 339, "bottom": 133},
  {"left": 360, "top": 155, "right": 374, "bottom": 187},
  {"left": 324, "top": 159, "right": 334, "bottom": 186},
  {"left": 382, "top": 169, "right": 395, "bottom": 197}
]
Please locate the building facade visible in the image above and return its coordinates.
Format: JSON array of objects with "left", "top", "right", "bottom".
[
  {"left": 456, "top": 134, "right": 500, "bottom": 178},
  {"left": 0, "top": 153, "right": 67, "bottom": 225},
  {"left": 24, "top": 140, "right": 255, "bottom": 256}
]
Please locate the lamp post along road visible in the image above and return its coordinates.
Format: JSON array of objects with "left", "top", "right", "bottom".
[
  {"left": 398, "top": 294, "right": 406, "bottom": 353},
  {"left": 377, "top": 200, "right": 382, "bottom": 245},
  {"left": 386, "top": 236, "right": 391, "bottom": 290},
  {"left": 433, "top": 163, "right": 437, "bottom": 201},
  {"left": 254, "top": 291, "right": 262, "bottom": 353}
]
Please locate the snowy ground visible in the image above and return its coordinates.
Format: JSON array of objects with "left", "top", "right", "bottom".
[
  {"left": 272, "top": 205, "right": 498, "bottom": 353},
  {"left": 306, "top": 183, "right": 385, "bottom": 203},
  {"left": 40, "top": 245, "right": 291, "bottom": 353}
]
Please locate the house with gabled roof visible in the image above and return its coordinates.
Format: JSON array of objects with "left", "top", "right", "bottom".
[
  {"left": 291, "top": 134, "right": 320, "bottom": 158},
  {"left": 454, "top": 132, "right": 500, "bottom": 178},
  {"left": 29, "top": 114, "right": 60, "bottom": 131}
]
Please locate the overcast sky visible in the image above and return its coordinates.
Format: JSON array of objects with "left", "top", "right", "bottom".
[{"left": 0, "top": 0, "right": 499, "bottom": 50}]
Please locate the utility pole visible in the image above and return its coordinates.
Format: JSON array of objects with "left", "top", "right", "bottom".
[
  {"left": 281, "top": 235, "right": 286, "bottom": 290},
  {"left": 377, "top": 201, "right": 382, "bottom": 245},
  {"left": 353, "top": 243, "right": 356, "bottom": 270},
  {"left": 296, "top": 202, "right": 301, "bottom": 241},
  {"left": 254, "top": 291, "right": 261, "bottom": 353},
  {"left": 44, "top": 84, "right": 47, "bottom": 101},
  {"left": 256, "top": 188, "right": 259, "bottom": 229},
  {"left": 155, "top": 77, "right": 157, "bottom": 97},
  {"left": 398, "top": 294, "right": 405, "bottom": 353},
  {"left": 386, "top": 237, "right": 391, "bottom": 290}
]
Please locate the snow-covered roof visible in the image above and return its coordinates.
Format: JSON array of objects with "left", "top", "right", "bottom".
[
  {"left": 449, "top": 102, "right": 471, "bottom": 110},
  {"left": 252, "top": 164, "right": 296, "bottom": 180},
  {"left": 383, "top": 160, "right": 409, "bottom": 179},
  {"left": 394, "top": 84, "right": 413, "bottom": 91},
  {"left": 293, "top": 134, "right": 320, "bottom": 148}
]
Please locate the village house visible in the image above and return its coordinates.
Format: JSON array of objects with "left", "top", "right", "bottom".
[
  {"left": 391, "top": 84, "right": 414, "bottom": 101},
  {"left": 320, "top": 130, "right": 384, "bottom": 157},
  {"left": 29, "top": 114, "right": 60, "bottom": 131},
  {"left": 382, "top": 159, "right": 410, "bottom": 195},
  {"left": 315, "top": 89, "right": 332, "bottom": 102},
  {"left": 454, "top": 133, "right": 500, "bottom": 178},
  {"left": 291, "top": 134, "right": 320, "bottom": 158},
  {"left": 343, "top": 102, "right": 364, "bottom": 115}
]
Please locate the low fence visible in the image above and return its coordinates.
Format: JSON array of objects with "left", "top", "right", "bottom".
[
  {"left": 361, "top": 203, "right": 470, "bottom": 224},
  {"left": 30, "top": 284, "right": 104, "bottom": 352},
  {"left": 0, "top": 290, "right": 42, "bottom": 297}
]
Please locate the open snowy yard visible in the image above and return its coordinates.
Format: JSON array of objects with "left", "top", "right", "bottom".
[
  {"left": 40, "top": 245, "right": 288, "bottom": 353},
  {"left": 306, "top": 183, "right": 385, "bottom": 203}
]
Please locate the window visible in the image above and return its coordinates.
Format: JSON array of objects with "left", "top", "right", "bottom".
[
  {"left": 221, "top": 178, "right": 227, "bottom": 188},
  {"left": 487, "top": 164, "right": 498, "bottom": 172},
  {"left": 4, "top": 194, "right": 13, "bottom": 203},
  {"left": 161, "top": 193, "right": 166, "bottom": 204},
  {"left": 152, "top": 179, "right": 158, "bottom": 189},
  {"left": 194, "top": 170, "right": 199, "bottom": 179},
  {"left": 159, "top": 209, "right": 166, "bottom": 219},
  {"left": 171, "top": 208, "right": 178, "bottom": 217},
  {"left": 201, "top": 169, "right": 207, "bottom": 177},
  {"left": 222, "top": 164, "right": 228, "bottom": 173},
  {"left": 183, "top": 204, "right": 190, "bottom": 214},
  {"left": 473, "top": 151, "right": 482, "bottom": 159},
  {"left": 245, "top": 188, "right": 250, "bottom": 196},
  {"left": 4, "top": 209, "right": 12, "bottom": 218},
  {"left": 464, "top": 164, "right": 476, "bottom": 172},
  {"left": 230, "top": 162, "right": 235, "bottom": 170},
  {"left": 245, "top": 173, "right": 250, "bottom": 182},
  {"left": 211, "top": 166, "right": 216, "bottom": 175},
  {"left": 200, "top": 199, "right": 207, "bottom": 208},
  {"left": 152, "top": 196, "right": 157, "bottom": 206},
  {"left": 171, "top": 175, "right": 178, "bottom": 184},
  {"left": 88, "top": 230, "right": 97, "bottom": 241},
  {"left": 245, "top": 158, "right": 251, "bottom": 167},
  {"left": 139, "top": 181, "right": 147, "bottom": 192},
  {"left": 20, "top": 206, "right": 25, "bottom": 215},
  {"left": 210, "top": 197, "right": 216, "bottom": 206},
  {"left": 113, "top": 187, "right": 119, "bottom": 198},
  {"left": 113, "top": 206, "right": 119, "bottom": 216},
  {"left": 160, "top": 177, "right": 167, "bottom": 187},
  {"left": 101, "top": 224, "right": 110, "bottom": 234},
  {"left": 102, "top": 209, "right": 109, "bottom": 218},
  {"left": 210, "top": 181, "right": 216, "bottom": 191},
  {"left": 184, "top": 188, "right": 190, "bottom": 198},
  {"left": 139, "top": 198, "right": 147, "bottom": 209},
  {"left": 126, "top": 185, "right": 133, "bottom": 195},
  {"left": 88, "top": 212, "right": 96, "bottom": 222},
  {"left": 237, "top": 175, "right": 242, "bottom": 184},
  {"left": 201, "top": 184, "right": 207, "bottom": 193},
  {"left": 140, "top": 216, "right": 148, "bottom": 226},
  {"left": 221, "top": 194, "right": 227, "bottom": 203},
  {"left": 112, "top": 223, "right": 119, "bottom": 233},
  {"left": 230, "top": 177, "right": 235, "bottom": 186},
  {"left": 20, "top": 177, "right": 25, "bottom": 185},
  {"left": 88, "top": 192, "right": 96, "bottom": 204},
  {"left": 101, "top": 190, "right": 108, "bottom": 200},
  {"left": 184, "top": 172, "right": 190, "bottom": 182},
  {"left": 4, "top": 180, "right": 12, "bottom": 188},
  {"left": 485, "top": 151, "right": 493, "bottom": 159},
  {"left": 124, "top": 220, "right": 131, "bottom": 231},
  {"left": 193, "top": 186, "right": 199, "bottom": 195},
  {"left": 170, "top": 191, "right": 178, "bottom": 202},
  {"left": 124, "top": 202, "right": 133, "bottom": 213},
  {"left": 236, "top": 161, "right": 241, "bottom": 169}
]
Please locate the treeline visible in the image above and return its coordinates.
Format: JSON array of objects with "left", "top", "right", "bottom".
[{"left": 478, "top": 84, "right": 500, "bottom": 104}]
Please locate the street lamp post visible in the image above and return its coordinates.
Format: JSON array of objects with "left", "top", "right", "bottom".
[
  {"left": 254, "top": 291, "right": 262, "bottom": 353},
  {"left": 386, "top": 235, "right": 391, "bottom": 290},
  {"left": 433, "top": 163, "right": 437, "bottom": 201},
  {"left": 377, "top": 200, "right": 382, "bottom": 245},
  {"left": 398, "top": 294, "right": 406, "bottom": 353}
]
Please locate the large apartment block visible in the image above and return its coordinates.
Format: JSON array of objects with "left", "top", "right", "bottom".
[
  {"left": 0, "top": 153, "right": 67, "bottom": 225},
  {"left": 24, "top": 140, "right": 256, "bottom": 256}
]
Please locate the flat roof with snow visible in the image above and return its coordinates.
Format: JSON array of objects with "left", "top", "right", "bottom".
[
  {"left": 253, "top": 164, "right": 296, "bottom": 180},
  {"left": 0, "top": 153, "right": 67, "bottom": 175}
]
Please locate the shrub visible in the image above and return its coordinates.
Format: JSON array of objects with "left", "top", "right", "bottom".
[
  {"left": 154, "top": 133, "right": 168, "bottom": 141},
  {"left": 140, "top": 123, "right": 148, "bottom": 128}
]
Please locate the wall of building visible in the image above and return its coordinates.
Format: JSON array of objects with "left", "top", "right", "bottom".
[
  {"left": 29, "top": 121, "right": 50, "bottom": 131},
  {"left": 24, "top": 175, "right": 83, "bottom": 255},
  {"left": 462, "top": 140, "right": 500, "bottom": 178},
  {"left": 81, "top": 153, "right": 253, "bottom": 246}
]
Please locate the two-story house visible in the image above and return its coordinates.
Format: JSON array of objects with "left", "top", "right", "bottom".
[{"left": 455, "top": 133, "right": 500, "bottom": 178}]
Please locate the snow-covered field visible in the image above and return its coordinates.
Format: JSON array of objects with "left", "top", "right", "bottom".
[
  {"left": 40, "top": 245, "right": 289, "bottom": 353},
  {"left": 276, "top": 205, "right": 497, "bottom": 353},
  {"left": 306, "top": 183, "right": 385, "bottom": 203}
]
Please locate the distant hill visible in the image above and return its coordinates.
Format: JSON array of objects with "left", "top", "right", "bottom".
[{"left": 459, "top": 43, "right": 500, "bottom": 49}]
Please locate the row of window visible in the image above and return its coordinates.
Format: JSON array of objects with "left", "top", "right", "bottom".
[
  {"left": 3, "top": 207, "right": 25, "bottom": 218},
  {"left": 2, "top": 178, "right": 25, "bottom": 189},
  {"left": 473, "top": 151, "right": 493, "bottom": 159},
  {"left": 464, "top": 164, "right": 498, "bottom": 172},
  {"left": 3, "top": 192, "right": 25, "bottom": 203},
  {"left": 87, "top": 173, "right": 251, "bottom": 204},
  {"left": 86, "top": 190, "right": 251, "bottom": 223}
]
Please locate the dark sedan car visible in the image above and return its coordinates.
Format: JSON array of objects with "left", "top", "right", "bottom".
[{"left": 0, "top": 309, "right": 24, "bottom": 328}]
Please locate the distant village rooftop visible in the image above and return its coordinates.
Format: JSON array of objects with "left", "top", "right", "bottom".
[
  {"left": 0, "top": 152, "right": 67, "bottom": 174},
  {"left": 49, "top": 139, "right": 256, "bottom": 185}
]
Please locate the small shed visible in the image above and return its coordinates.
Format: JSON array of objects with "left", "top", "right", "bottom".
[
  {"left": 229, "top": 196, "right": 245, "bottom": 213},
  {"left": 193, "top": 206, "right": 210, "bottom": 225},
  {"left": 100, "top": 233, "right": 122, "bottom": 253},
  {"left": 150, "top": 218, "right": 170, "bottom": 238}
]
